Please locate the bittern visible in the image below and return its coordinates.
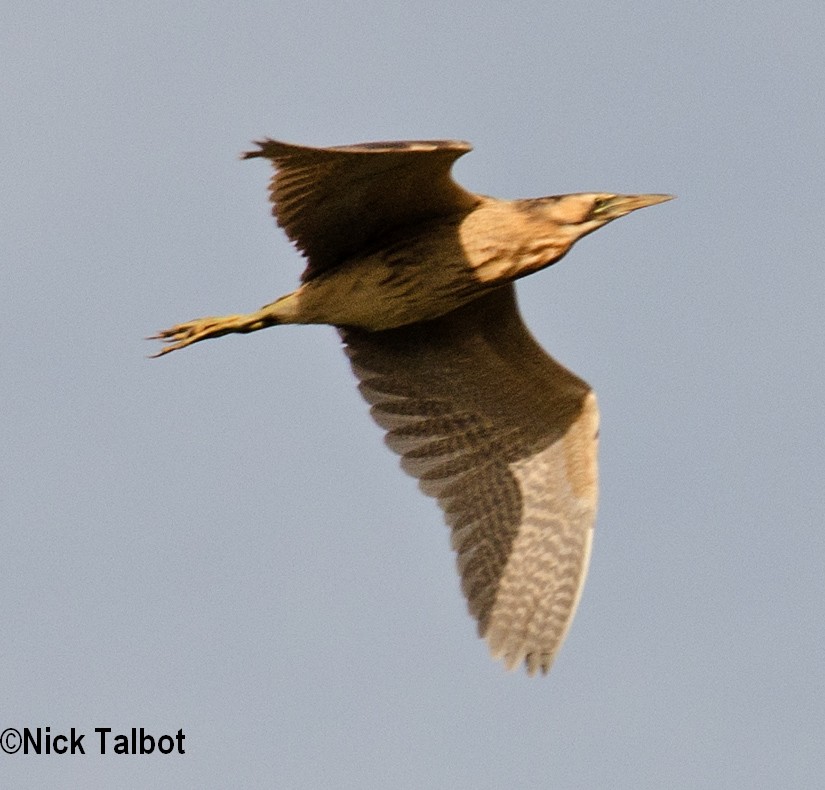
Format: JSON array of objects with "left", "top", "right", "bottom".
[{"left": 152, "top": 139, "right": 671, "bottom": 675}]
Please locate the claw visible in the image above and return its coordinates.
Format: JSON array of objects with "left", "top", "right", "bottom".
[{"left": 148, "top": 314, "right": 251, "bottom": 357}]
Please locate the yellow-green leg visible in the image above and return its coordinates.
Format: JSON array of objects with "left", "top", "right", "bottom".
[{"left": 150, "top": 299, "right": 292, "bottom": 357}]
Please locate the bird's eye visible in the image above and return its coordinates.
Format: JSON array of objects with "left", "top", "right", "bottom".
[{"left": 590, "top": 196, "right": 617, "bottom": 218}]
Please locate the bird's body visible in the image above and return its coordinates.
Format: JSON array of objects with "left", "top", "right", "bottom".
[
  {"left": 268, "top": 214, "right": 481, "bottom": 329},
  {"left": 153, "top": 138, "right": 670, "bottom": 675}
]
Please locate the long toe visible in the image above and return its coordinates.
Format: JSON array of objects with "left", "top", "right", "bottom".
[{"left": 150, "top": 315, "right": 245, "bottom": 356}]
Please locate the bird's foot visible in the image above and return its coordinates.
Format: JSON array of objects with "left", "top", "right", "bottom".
[{"left": 149, "top": 313, "right": 263, "bottom": 357}]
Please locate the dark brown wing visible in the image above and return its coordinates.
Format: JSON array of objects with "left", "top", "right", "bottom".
[
  {"left": 341, "top": 285, "right": 599, "bottom": 675},
  {"left": 242, "top": 139, "right": 479, "bottom": 280}
]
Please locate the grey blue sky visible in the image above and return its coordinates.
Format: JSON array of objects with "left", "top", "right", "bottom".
[{"left": 3, "top": 2, "right": 824, "bottom": 787}]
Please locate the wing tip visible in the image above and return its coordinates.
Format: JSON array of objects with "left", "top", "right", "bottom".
[
  {"left": 240, "top": 138, "right": 278, "bottom": 160},
  {"left": 487, "top": 637, "right": 556, "bottom": 677}
]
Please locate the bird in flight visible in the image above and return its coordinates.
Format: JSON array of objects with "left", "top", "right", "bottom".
[{"left": 152, "top": 138, "right": 671, "bottom": 675}]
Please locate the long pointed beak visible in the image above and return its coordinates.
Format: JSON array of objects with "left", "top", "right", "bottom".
[{"left": 596, "top": 193, "right": 674, "bottom": 220}]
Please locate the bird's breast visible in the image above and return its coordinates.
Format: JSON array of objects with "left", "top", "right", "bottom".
[{"left": 458, "top": 201, "right": 571, "bottom": 283}]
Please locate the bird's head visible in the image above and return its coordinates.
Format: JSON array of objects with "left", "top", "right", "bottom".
[
  {"left": 536, "top": 192, "right": 674, "bottom": 244},
  {"left": 479, "top": 192, "right": 673, "bottom": 282},
  {"left": 463, "top": 192, "right": 673, "bottom": 284}
]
